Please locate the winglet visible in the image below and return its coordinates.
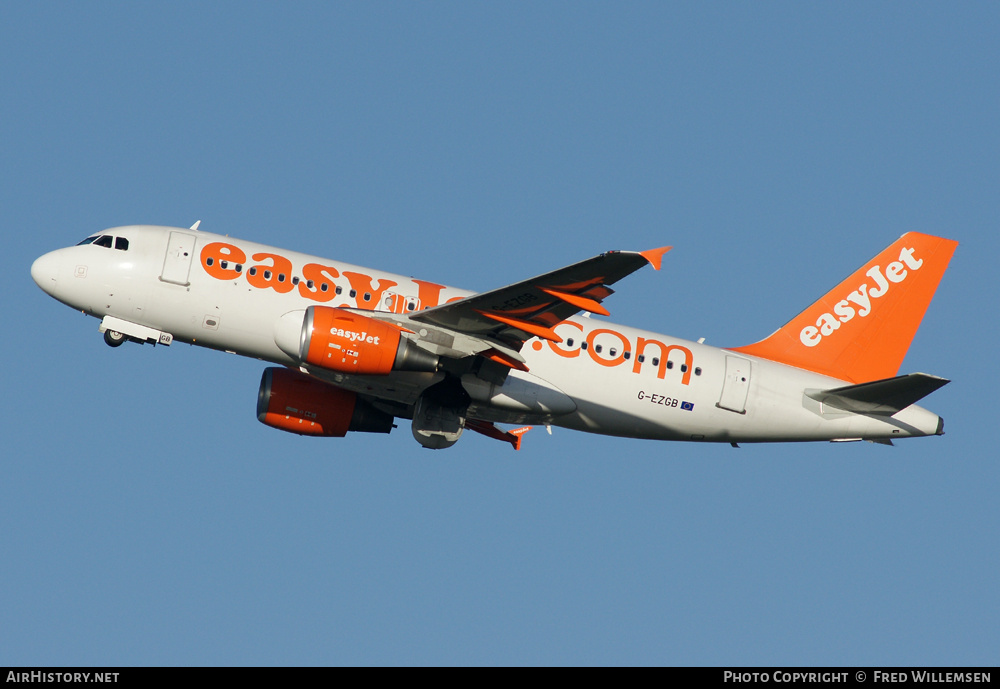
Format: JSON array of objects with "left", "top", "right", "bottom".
[
  {"left": 466, "top": 421, "right": 532, "bottom": 450},
  {"left": 639, "top": 246, "right": 672, "bottom": 271},
  {"left": 509, "top": 426, "right": 531, "bottom": 451}
]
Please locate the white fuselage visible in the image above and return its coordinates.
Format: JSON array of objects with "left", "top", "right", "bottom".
[{"left": 31, "top": 225, "right": 943, "bottom": 444}]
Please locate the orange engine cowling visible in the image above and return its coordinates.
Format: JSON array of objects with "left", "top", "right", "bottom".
[
  {"left": 294, "top": 306, "right": 438, "bottom": 375},
  {"left": 256, "top": 367, "right": 394, "bottom": 437}
]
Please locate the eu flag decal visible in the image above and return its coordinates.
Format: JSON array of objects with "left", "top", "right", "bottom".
[{"left": 680, "top": 401, "right": 694, "bottom": 411}]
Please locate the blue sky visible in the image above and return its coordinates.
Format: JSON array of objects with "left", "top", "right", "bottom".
[{"left": 2, "top": 2, "right": 997, "bottom": 665}]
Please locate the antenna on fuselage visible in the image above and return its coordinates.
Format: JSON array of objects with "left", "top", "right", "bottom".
[{"left": 189, "top": 220, "right": 202, "bottom": 231}]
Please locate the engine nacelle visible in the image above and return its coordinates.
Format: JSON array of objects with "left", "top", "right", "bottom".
[
  {"left": 274, "top": 306, "right": 439, "bottom": 375},
  {"left": 410, "top": 378, "right": 471, "bottom": 450},
  {"left": 411, "top": 395, "right": 465, "bottom": 449},
  {"left": 256, "top": 367, "right": 394, "bottom": 437}
]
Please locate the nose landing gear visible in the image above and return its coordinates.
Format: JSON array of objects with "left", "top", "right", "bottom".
[{"left": 103, "top": 329, "right": 127, "bottom": 347}]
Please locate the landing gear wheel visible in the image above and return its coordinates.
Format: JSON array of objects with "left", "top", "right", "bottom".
[{"left": 104, "top": 330, "right": 127, "bottom": 347}]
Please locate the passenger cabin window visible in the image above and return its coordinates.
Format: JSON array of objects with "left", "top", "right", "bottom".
[
  {"left": 94, "top": 235, "right": 113, "bottom": 248},
  {"left": 114, "top": 237, "right": 129, "bottom": 251}
]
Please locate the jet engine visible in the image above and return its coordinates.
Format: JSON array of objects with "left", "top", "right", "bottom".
[
  {"left": 256, "top": 367, "right": 394, "bottom": 437},
  {"left": 274, "top": 306, "right": 439, "bottom": 375}
]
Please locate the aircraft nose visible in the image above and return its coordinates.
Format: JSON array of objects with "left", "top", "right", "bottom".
[{"left": 31, "top": 251, "right": 60, "bottom": 293}]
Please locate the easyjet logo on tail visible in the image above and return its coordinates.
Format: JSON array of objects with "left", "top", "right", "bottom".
[
  {"left": 732, "top": 231, "right": 957, "bottom": 384},
  {"left": 800, "top": 245, "right": 924, "bottom": 348}
]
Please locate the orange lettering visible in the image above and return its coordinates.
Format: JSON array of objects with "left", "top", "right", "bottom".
[
  {"left": 586, "top": 328, "right": 631, "bottom": 367},
  {"left": 412, "top": 279, "right": 445, "bottom": 309},
  {"left": 299, "top": 263, "right": 340, "bottom": 302},
  {"left": 201, "top": 242, "right": 246, "bottom": 281},
  {"left": 633, "top": 338, "right": 693, "bottom": 384},
  {"left": 247, "top": 253, "right": 295, "bottom": 294},
  {"left": 343, "top": 271, "right": 397, "bottom": 309},
  {"left": 546, "top": 321, "right": 583, "bottom": 358}
]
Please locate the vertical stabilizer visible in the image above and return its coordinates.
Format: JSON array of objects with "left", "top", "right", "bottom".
[{"left": 732, "top": 232, "right": 957, "bottom": 383}]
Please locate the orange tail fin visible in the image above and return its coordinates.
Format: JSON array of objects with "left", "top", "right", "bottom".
[{"left": 731, "top": 232, "right": 958, "bottom": 383}]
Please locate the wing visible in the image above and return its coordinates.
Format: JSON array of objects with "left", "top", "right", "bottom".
[
  {"left": 300, "top": 245, "right": 671, "bottom": 413},
  {"left": 409, "top": 246, "right": 671, "bottom": 351}
]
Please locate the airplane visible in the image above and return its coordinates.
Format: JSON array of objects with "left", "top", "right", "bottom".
[{"left": 31, "top": 224, "right": 957, "bottom": 450}]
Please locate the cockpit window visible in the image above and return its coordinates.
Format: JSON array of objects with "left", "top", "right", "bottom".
[{"left": 76, "top": 234, "right": 127, "bottom": 249}]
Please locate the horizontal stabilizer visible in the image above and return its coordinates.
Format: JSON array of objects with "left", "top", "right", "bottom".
[{"left": 806, "top": 373, "right": 949, "bottom": 415}]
